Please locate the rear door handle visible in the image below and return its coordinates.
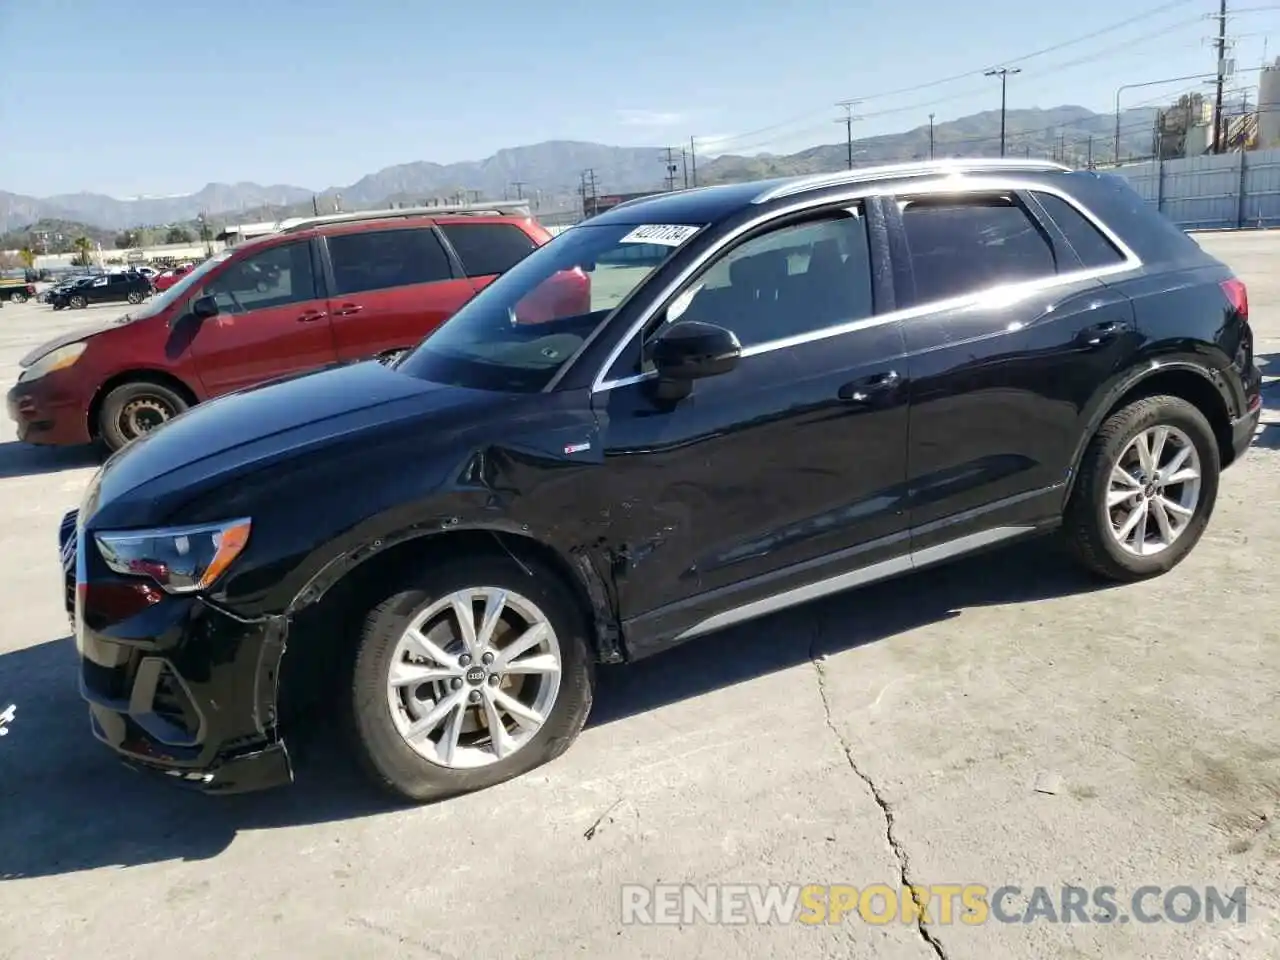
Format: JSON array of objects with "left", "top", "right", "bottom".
[
  {"left": 838, "top": 370, "right": 901, "bottom": 403},
  {"left": 1076, "top": 320, "right": 1131, "bottom": 348},
  {"left": 296, "top": 310, "right": 328, "bottom": 323},
  {"left": 332, "top": 303, "right": 364, "bottom": 317}
]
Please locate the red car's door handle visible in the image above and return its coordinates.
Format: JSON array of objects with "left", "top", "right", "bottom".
[
  {"left": 332, "top": 303, "right": 364, "bottom": 317},
  {"left": 296, "top": 310, "right": 328, "bottom": 323}
]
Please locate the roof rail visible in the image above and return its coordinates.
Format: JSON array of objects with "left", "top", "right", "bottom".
[
  {"left": 752, "top": 159, "right": 1073, "bottom": 204},
  {"left": 278, "top": 200, "right": 532, "bottom": 234}
]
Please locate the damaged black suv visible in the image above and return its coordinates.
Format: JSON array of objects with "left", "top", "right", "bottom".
[{"left": 61, "top": 159, "right": 1262, "bottom": 801}]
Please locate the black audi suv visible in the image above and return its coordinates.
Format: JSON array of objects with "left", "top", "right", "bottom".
[{"left": 59, "top": 159, "right": 1262, "bottom": 801}]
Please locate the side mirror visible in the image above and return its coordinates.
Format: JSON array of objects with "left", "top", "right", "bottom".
[
  {"left": 191, "top": 295, "right": 219, "bottom": 320},
  {"left": 647, "top": 320, "right": 741, "bottom": 383}
]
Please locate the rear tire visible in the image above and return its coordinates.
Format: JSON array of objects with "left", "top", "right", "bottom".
[
  {"left": 97, "top": 380, "right": 190, "bottom": 451},
  {"left": 10, "top": 292, "right": 26, "bottom": 304},
  {"left": 1063, "top": 394, "right": 1220, "bottom": 582},
  {"left": 348, "top": 553, "right": 595, "bottom": 803},
  {"left": 126, "top": 291, "right": 143, "bottom": 305}
]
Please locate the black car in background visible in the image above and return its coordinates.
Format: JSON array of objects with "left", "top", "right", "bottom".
[
  {"left": 60, "top": 159, "right": 1262, "bottom": 802},
  {"left": 50, "top": 271, "right": 151, "bottom": 309}
]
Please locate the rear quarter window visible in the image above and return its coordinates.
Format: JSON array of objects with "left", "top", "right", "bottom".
[
  {"left": 440, "top": 222, "right": 537, "bottom": 277},
  {"left": 1033, "top": 192, "right": 1126, "bottom": 269}
]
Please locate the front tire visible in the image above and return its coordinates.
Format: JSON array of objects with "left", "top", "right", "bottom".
[
  {"left": 349, "top": 554, "right": 595, "bottom": 803},
  {"left": 1064, "top": 394, "right": 1220, "bottom": 582},
  {"left": 69, "top": 295, "right": 87, "bottom": 309},
  {"left": 97, "top": 380, "right": 189, "bottom": 451},
  {"left": 126, "top": 291, "right": 143, "bottom": 304},
  {"left": 10, "top": 292, "right": 26, "bottom": 304}
]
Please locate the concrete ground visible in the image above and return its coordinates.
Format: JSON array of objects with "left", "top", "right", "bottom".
[{"left": 0, "top": 237, "right": 1276, "bottom": 960}]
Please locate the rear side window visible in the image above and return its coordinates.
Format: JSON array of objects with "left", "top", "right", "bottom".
[
  {"left": 327, "top": 228, "right": 453, "bottom": 295},
  {"left": 1032, "top": 192, "right": 1126, "bottom": 269},
  {"left": 440, "top": 223, "right": 537, "bottom": 277},
  {"left": 900, "top": 196, "right": 1056, "bottom": 304}
]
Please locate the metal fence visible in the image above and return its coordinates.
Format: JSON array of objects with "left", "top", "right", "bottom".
[{"left": 1110, "top": 147, "right": 1280, "bottom": 230}]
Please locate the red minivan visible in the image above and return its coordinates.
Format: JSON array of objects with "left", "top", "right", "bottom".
[{"left": 7, "top": 207, "right": 589, "bottom": 451}]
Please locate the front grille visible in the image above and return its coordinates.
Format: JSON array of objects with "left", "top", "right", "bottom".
[{"left": 60, "top": 511, "right": 78, "bottom": 624}]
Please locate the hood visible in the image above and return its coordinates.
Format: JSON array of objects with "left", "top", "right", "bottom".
[
  {"left": 86, "top": 360, "right": 511, "bottom": 526},
  {"left": 19, "top": 315, "right": 135, "bottom": 367}
]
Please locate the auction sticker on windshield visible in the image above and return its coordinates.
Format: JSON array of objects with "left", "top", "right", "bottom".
[{"left": 619, "top": 224, "right": 701, "bottom": 246}]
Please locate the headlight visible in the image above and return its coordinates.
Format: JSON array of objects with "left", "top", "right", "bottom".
[
  {"left": 95, "top": 518, "right": 252, "bottom": 594},
  {"left": 19, "top": 342, "right": 87, "bottom": 383}
]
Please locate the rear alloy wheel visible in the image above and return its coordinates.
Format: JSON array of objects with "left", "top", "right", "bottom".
[
  {"left": 1064, "top": 394, "right": 1220, "bottom": 581},
  {"left": 69, "top": 295, "right": 87, "bottom": 309},
  {"left": 349, "top": 555, "right": 594, "bottom": 802},
  {"left": 98, "top": 381, "right": 190, "bottom": 451},
  {"left": 126, "top": 291, "right": 144, "bottom": 305}
]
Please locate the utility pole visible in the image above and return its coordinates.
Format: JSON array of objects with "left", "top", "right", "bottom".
[
  {"left": 835, "top": 99, "right": 862, "bottom": 169},
  {"left": 928, "top": 113, "right": 935, "bottom": 160},
  {"left": 510, "top": 180, "right": 526, "bottom": 200},
  {"left": 984, "top": 67, "right": 1021, "bottom": 157},
  {"left": 689, "top": 136, "right": 698, "bottom": 187},
  {"left": 662, "top": 147, "right": 679, "bottom": 191},
  {"left": 312, "top": 195, "right": 320, "bottom": 216},
  {"left": 681, "top": 148, "right": 689, "bottom": 189},
  {"left": 1211, "top": 0, "right": 1229, "bottom": 153},
  {"left": 1087, "top": 135, "right": 1094, "bottom": 169}
]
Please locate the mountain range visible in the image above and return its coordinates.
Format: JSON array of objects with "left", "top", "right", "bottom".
[{"left": 0, "top": 105, "right": 1159, "bottom": 234}]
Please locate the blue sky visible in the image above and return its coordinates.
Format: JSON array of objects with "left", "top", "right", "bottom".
[{"left": 1, "top": 0, "right": 1276, "bottom": 197}]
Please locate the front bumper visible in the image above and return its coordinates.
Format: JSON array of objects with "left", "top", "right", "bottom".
[
  {"left": 7, "top": 377, "right": 93, "bottom": 446},
  {"left": 61, "top": 510, "right": 294, "bottom": 794}
]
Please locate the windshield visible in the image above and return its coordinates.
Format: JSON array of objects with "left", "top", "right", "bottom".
[
  {"left": 130, "top": 250, "right": 233, "bottom": 319},
  {"left": 396, "top": 221, "right": 701, "bottom": 391}
]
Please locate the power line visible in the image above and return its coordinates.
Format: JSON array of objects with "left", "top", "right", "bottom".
[
  {"left": 835, "top": 100, "right": 862, "bottom": 169},
  {"left": 700, "top": 0, "right": 1202, "bottom": 150},
  {"left": 661, "top": 147, "right": 679, "bottom": 191}
]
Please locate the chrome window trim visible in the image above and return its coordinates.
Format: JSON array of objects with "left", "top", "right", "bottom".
[{"left": 587, "top": 176, "right": 1142, "bottom": 395}]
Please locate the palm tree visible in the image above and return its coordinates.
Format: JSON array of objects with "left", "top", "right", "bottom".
[{"left": 73, "top": 236, "right": 92, "bottom": 267}]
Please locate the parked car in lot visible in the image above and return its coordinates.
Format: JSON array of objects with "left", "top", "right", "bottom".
[
  {"left": 40, "top": 276, "right": 92, "bottom": 304},
  {"left": 0, "top": 274, "right": 37, "bottom": 303},
  {"left": 9, "top": 202, "right": 569, "bottom": 451},
  {"left": 54, "top": 160, "right": 1261, "bottom": 801},
  {"left": 49, "top": 272, "right": 152, "bottom": 310},
  {"left": 152, "top": 264, "right": 193, "bottom": 292}
]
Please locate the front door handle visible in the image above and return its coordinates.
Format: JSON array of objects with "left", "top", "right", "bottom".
[
  {"left": 332, "top": 303, "right": 364, "bottom": 317},
  {"left": 296, "top": 310, "right": 328, "bottom": 323},
  {"left": 838, "top": 370, "right": 901, "bottom": 403},
  {"left": 1076, "top": 320, "right": 1131, "bottom": 348}
]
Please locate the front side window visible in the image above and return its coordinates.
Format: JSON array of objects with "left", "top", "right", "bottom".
[
  {"left": 327, "top": 227, "right": 453, "bottom": 295},
  {"left": 202, "top": 240, "right": 317, "bottom": 313},
  {"left": 651, "top": 211, "right": 874, "bottom": 353},
  {"left": 899, "top": 195, "right": 1057, "bottom": 304},
  {"left": 439, "top": 222, "right": 538, "bottom": 278},
  {"left": 396, "top": 221, "right": 701, "bottom": 392}
]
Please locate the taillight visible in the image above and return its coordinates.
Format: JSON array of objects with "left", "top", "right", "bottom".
[{"left": 1221, "top": 277, "right": 1249, "bottom": 321}]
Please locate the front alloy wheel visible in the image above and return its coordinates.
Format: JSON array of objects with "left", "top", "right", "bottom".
[
  {"left": 386, "top": 588, "right": 562, "bottom": 768},
  {"left": 350, "top": 555, "right": 594, "bottom": 802}
]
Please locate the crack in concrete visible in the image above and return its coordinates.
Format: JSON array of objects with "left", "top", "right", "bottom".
[{"left": 809, "top": 627, "right": 949, "bottom": 960}]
